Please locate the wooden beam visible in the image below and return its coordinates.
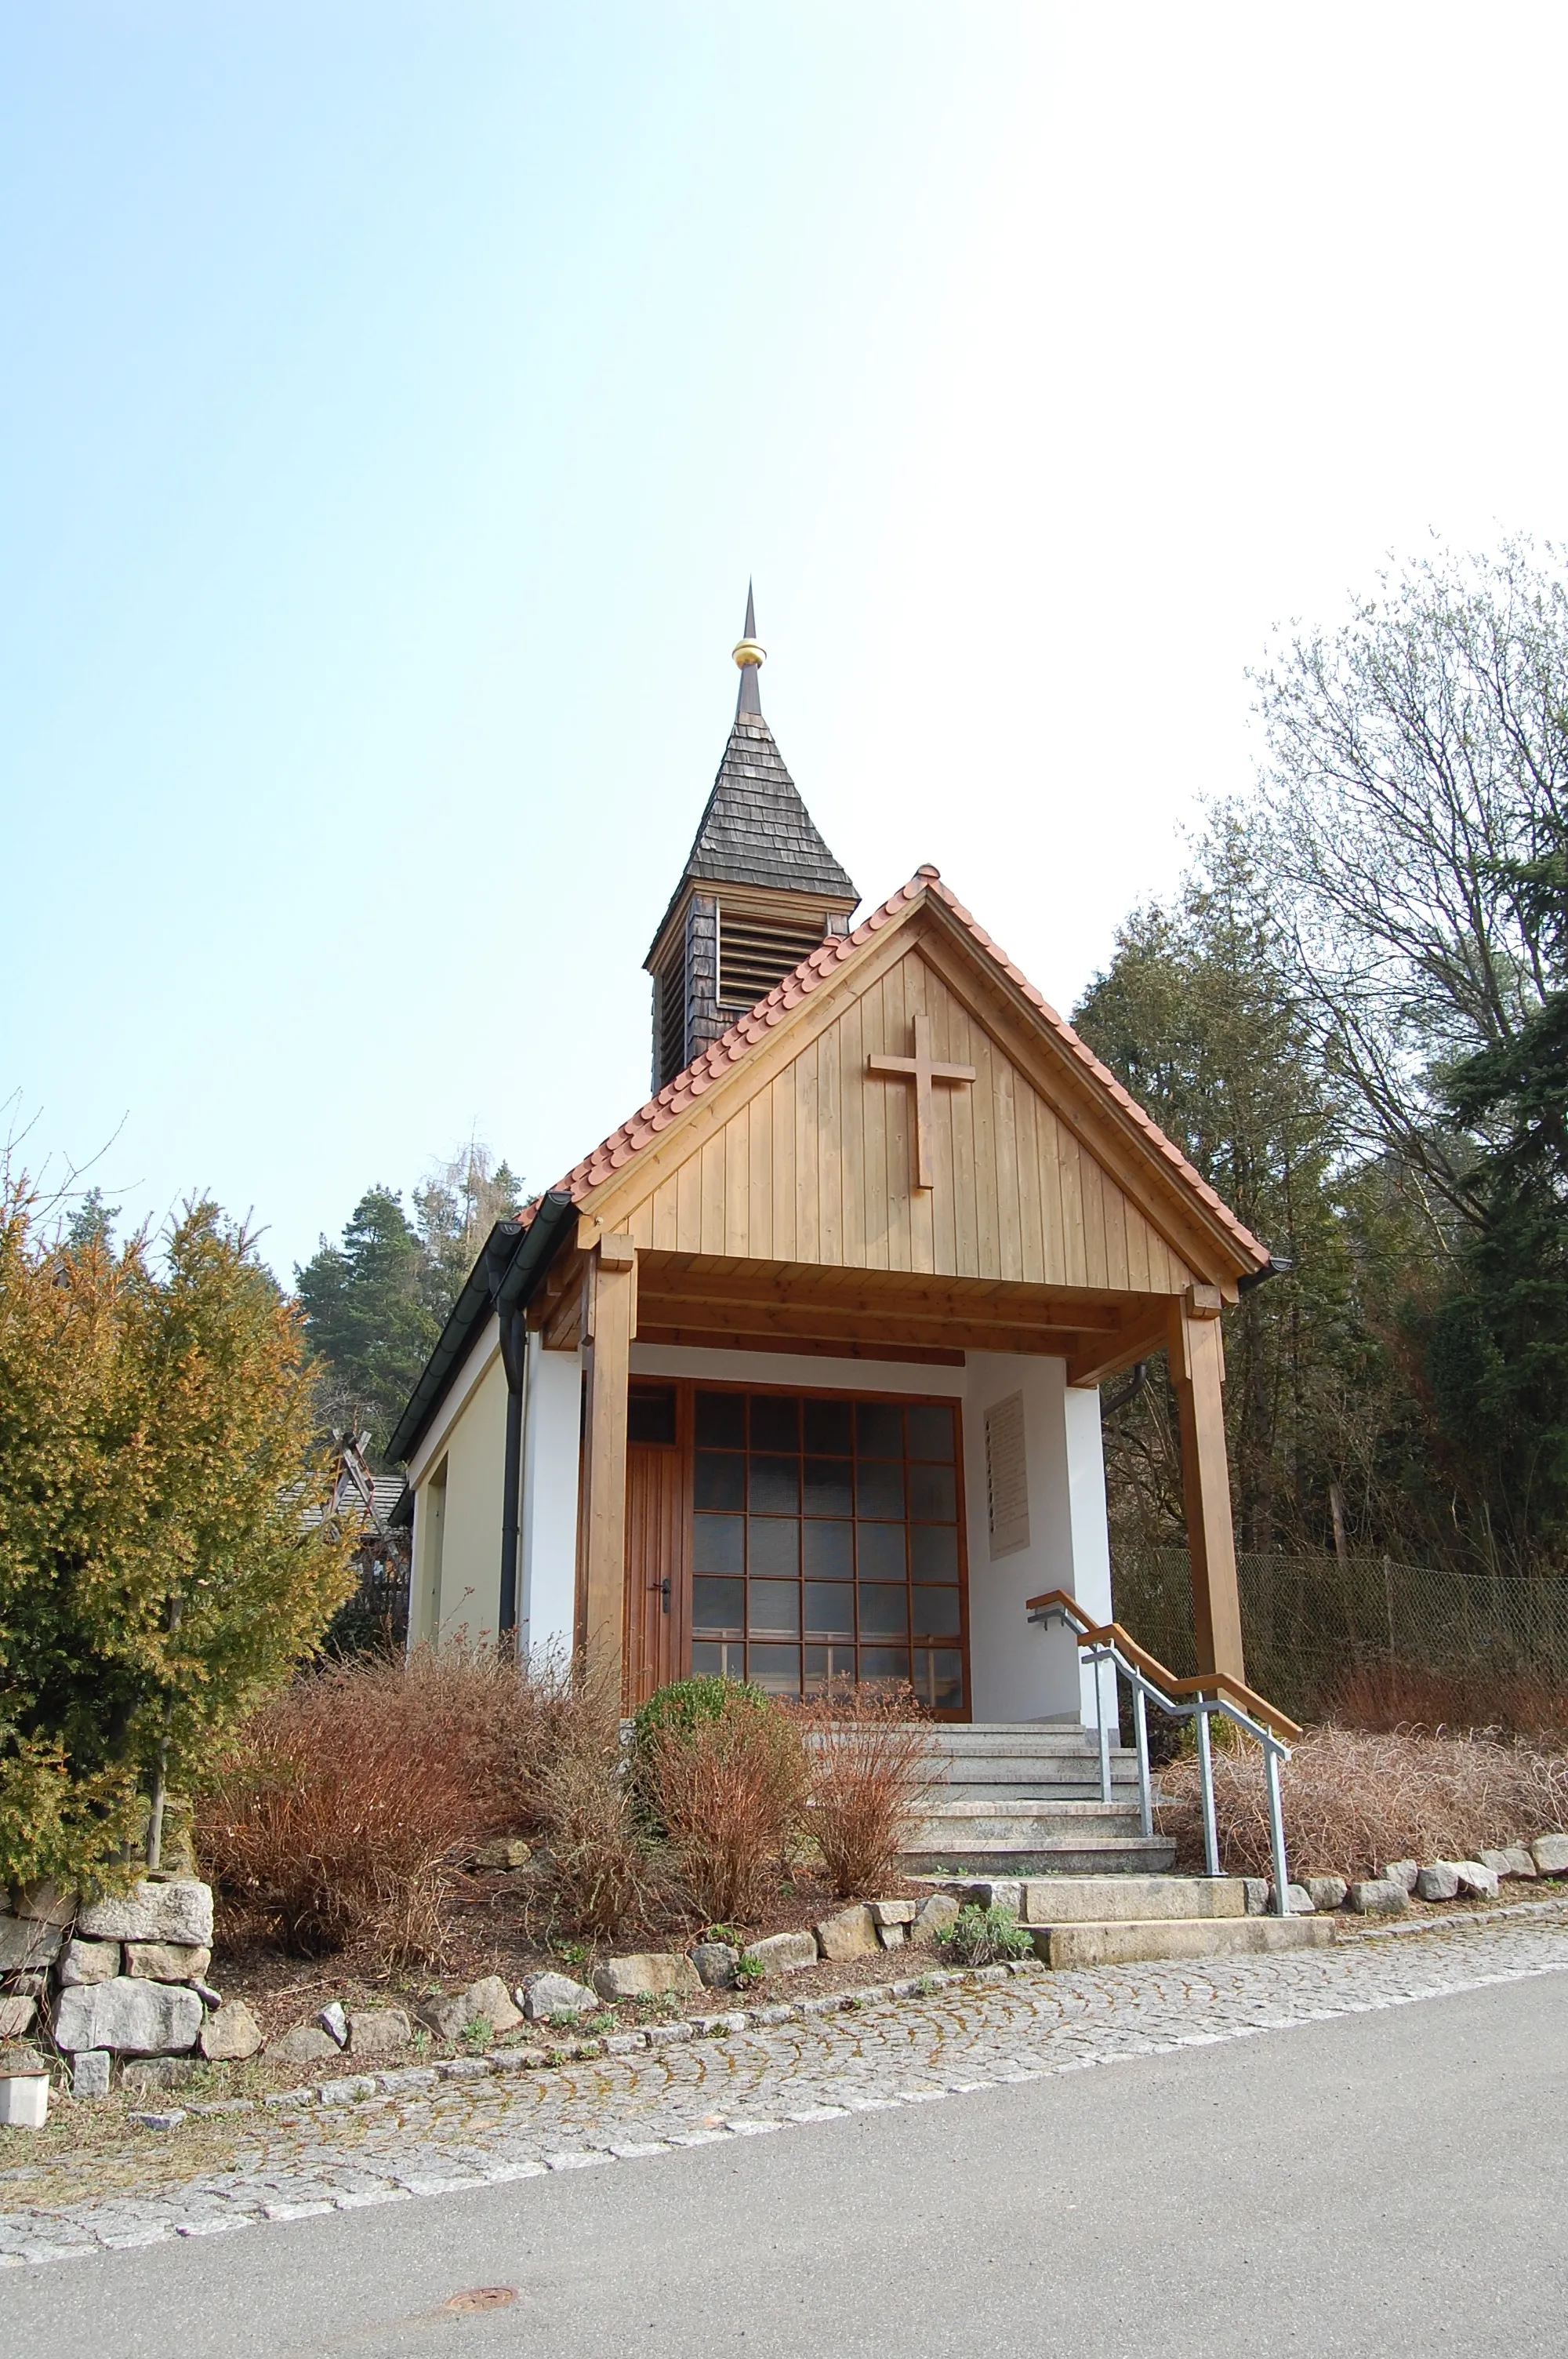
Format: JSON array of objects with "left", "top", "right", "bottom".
[
  {"left": 640, "top": 1264, "right": 1127, "bottom": 1334},
  {"left": 637, "top": 1292, "right": 1111, "bottom": 1358},
  {"left": 636, "top": 1323, "right": 966, "bottom": 1367},
  {"left": 577, "top": 1245, "right": 637, "bottom": 1696},
  {"left": 1167, "top": 1296, "right": 1245, "bottom": 1684},
  {"left": 1066, "top": 1314, "right": 1169, "bottom": 1389}
]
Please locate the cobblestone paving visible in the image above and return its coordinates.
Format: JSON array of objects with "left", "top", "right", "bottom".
[{"left": 3, "top": 1903, "right": 1565, "bottom": 2269}]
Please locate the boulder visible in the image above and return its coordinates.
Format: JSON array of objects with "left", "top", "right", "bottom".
[
  {"left": 1530, "top": 1834, "right": 1568, "bottom": 1876},
  {"left": 814, "top": 1905, "right": 879, "bottom": 1963},
  {"left": 124, "top": 1943, "right": 212, "bottom": 1984},
  {"left": 1480, "top": 1848, "right": 1536, "bottom": 1880},
  {"left": 1347, "top": 1878, "right": 1409, "bottom": 1916},
  {"left": 518, "top": 1972, "right": 597, "bottom": 2024},
  {"left": 954, "top": 1880, "right": 1022, "bottom": 1914},
  {"left": 70, "top": 2050, "right": 110, "bottom": 2101},
  {"left": 1415, "top": 1862, "right": 1460, "bottom": 1901},
  {"left": 1381, "top": 1860, "right": 1420, "bottom": 1896},
  {"left": 877, "top": 1922, "right": 907, "bottom": 1949},
  {"left": 592, "top": 1953, "right": 701, "bottom": 2002},
  {"left": 1305, "top": 1877, "right": 1348, "bottom": 1913},
  {"left": 421, "top": 1974, "right": 524, "bottom": 2043},
  {"left": 0, "top": 1915, "right": 63, "bottom": 1974},
  {"left": 57, "top": 1938, "right": 122, "bottom": 1987},
  {"left": 346, "top": 2008, "right": 411, "bottom": 2060},
  {"left": 53, "top": 1976, "right": 201, "bottom": 2055},
  {"left": 1454, "top": 1860, "right": 1500, "bottom": 1900},
  {"left": 690, "top": 1942, "right": 738, "bottom": 1988},
  {"left": 12, "top": 1877, "right": 76, "bottom": 1927},
  {"left": 1267, "top": 1884, "right": 1315, "bottom": 1914},
  {"left": 0, "top": 1997, "right": 36, "bottom": 2039},
  {"left": 199, "top": 2000, "right": 263, "bottom": 2063},
  {"left": 742, "top": 1931, "right": 818, "bottom": 1976},
  {"left": 869, "top": 1900, "right": 916, "bottom": 1925},
  {"left": 470, "top": 1838, "right": 532, "bottom": 1870},
  {"left": 910, "top": 1893, "right": 960, "bottom": 1945},
  {"left": 264, "top": 2023, "right": 341, "bottom": 2066},
  {"left": 122, "top": 2055, "right": 196, "bottom": 2092},
  {"left": 77, "top": 1879, "right": 213, "bottom": 1948},
  {"left": 319, "top": 2001, "right": 349, "bottom": 2048}
]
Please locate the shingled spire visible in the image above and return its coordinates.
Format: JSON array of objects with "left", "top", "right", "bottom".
[{"left": 645, "top": 593, "right": 860, "bottom": 1091}]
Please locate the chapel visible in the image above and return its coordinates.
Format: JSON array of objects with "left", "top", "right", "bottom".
[{"left": 390, "top": 602, "right": 1271, "bottom": 1741}]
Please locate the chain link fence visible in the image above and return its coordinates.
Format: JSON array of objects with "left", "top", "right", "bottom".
[{"left": 1111, "top": 1546, "right": 1568, "bottom": 1725}]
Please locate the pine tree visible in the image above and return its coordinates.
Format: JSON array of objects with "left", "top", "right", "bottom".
[{"left": 295, "top": 1188, "right": 440, "bottom": 1456}]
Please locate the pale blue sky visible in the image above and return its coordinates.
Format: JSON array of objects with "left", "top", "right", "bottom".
[{"left": 7, "top": 5, "right": 1568, "bottom": 1279}]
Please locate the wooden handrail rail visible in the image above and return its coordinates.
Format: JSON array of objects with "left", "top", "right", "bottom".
[{"left": 1025, "top": 1587, "right": 1303, "bottom": 1742}]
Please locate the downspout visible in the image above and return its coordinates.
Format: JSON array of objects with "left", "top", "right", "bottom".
[{"left": 487, "top": 1190, "right": 575, "bottom": 1648}]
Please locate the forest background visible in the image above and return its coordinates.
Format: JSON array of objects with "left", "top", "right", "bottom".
[{"left": 291, "top": 542, "right": 1568, "bottom": 1623}]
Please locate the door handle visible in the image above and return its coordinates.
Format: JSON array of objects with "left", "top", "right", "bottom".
[{"left": 648, "top": 1579, "right": 671, "bottom": 1613}]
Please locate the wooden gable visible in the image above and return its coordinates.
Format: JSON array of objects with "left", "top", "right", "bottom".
[{"left": 578, "top": 900, "right": 1245, "bottom": 1298}]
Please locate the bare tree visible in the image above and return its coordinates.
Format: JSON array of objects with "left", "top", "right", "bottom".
[{"left": 1254, "top": 537, "right": 1568, "bottom": 1226}]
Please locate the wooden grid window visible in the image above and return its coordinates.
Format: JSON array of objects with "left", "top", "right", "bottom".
[
  {"left": 717, "top": 906, "right": 831, "bottom": 1011},
  {"left": 689, "top": 1389, "right": 967, "bottom": 1711}
]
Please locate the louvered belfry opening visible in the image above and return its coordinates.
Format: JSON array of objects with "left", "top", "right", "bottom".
[{"left": 645, "top": 627, "right": 859, "bottom": 1094}]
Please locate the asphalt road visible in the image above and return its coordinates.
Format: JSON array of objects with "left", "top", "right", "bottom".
[{"left": 5, "top": 1972, "right": 1563, "bottom": 2357}]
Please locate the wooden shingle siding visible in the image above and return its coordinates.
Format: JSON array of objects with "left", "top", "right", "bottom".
[{"left": 620, "top": 947, "right": 1196, "bottom": 1295}]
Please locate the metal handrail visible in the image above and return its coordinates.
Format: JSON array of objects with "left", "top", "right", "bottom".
[{"left": 1025, "top": 1587, "right": 1295, "bottom": 1920}]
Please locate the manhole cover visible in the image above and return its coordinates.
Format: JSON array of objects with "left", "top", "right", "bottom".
[{"left": 445, "top": 2288, "right": 517, "bottom": 2313}]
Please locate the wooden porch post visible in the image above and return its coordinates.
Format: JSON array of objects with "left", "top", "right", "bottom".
[
  {"left": 577, "top": 1233, "right": 637, "bottom": 1696},
  {"left": 1167, "top": 1285, "right": 1246, "bottom": 1685}
]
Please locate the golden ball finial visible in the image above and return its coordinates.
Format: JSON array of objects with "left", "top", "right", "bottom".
[{"left": 732, "top": 635, "right": 766, "bottom": 670}]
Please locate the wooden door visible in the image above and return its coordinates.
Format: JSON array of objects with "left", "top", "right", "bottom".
[{"left": 623, "top": 1387, "right": 688, "bottom": 1708}]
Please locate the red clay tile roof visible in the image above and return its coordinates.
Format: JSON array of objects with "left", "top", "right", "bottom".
[{"left": 524, "top": 866, "right": 1270, "bottom": 1273}]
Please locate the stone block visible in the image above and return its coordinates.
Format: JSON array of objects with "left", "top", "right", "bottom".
[
  {"left": 1381, "top": 1860, "right": 1420, "bottom": 1896},
  {"left": 54, "top": 1976, "right": 202, "bottom": 2055},
  {"left": 1242, "top": 1878, "right": 1270, "bottom": 1916},
  {"left": 0, "top": 1915, "right": 63, "bottom": 1973},
  {"left": 0, "top": 2074, "right": 49, "bottom": 2129},
  {"left": 1304, "top": 1877, "right": 1348, "bottom": 1913},
  {"left": 1415, "top": 1863, "right": 1460, "bottom": 1901},
  {"left": 122, "top": 2055, "right": 196, "bottom": 2092},
  {"left": 869, "top": 1900, "right": 916, "bottom": 1925},
  {"left": 954, "top": 1880, "right": 1022, "bottom": 1914},
  {"left": 319, "top": 2001, "right": 349, "bottom": 2048},
  {"left": 57, "top": 1937, "right": 121, "bottom": 1987},
  {"left": 199, "top": 2000, "right": 262, "bottom": 2062},
  {"left": 470, "top": 1838, "right": 532, "bottom": 1870},
  {"left": 742, "top": 1931, "right": 818, "bottom": 1976},
  {"left": 1480, "top": 1848, "right": 1536, "bottom": 1879},
  {"left": 1267, "top": 1884, "right": 1315, "bottom": 1914},
  {"left": 347, "top": 2008, "right": 410, "bottom": 2060},
  {"left": 77, "top": 1879, "right": 213, "bottom": 1947},
  {"left": 128, "top": 2110, "right": 187, "bottom": 2132},
  {"left": 264, "top": 2023, "right": 340, "bottom": 2066},
  {"left": 420, "top": 1974, "right": 524, "bottom": 2043},
  {"left": 591, "top": 1953, "right": 701, "bottom": 2002},
  {"left": 1348, "top": 1878, "right": 1409, "bottom": 1916},
  {"left": 318, "top": 2075, "right": 377, "bottom": 2107},
  {"left": 877, "top": 1922, "right": 907, "bottom": 1949},
  {"left": 11, "top": 1877, "right": 76, "bottom": 1926},
  {"left": 909, "top": 1894, "right": 960, "bottom": 1945},
  {"left": 813, "top": 1906, "right": 879, "bottom": 1963},
  {"left": 1530, "top": 1834, "right": 1568, "bottom": 1875},
  {"left": 0, "top": 1996, "right": 36, "bottom": 2038},
  {"left": 70, "top": 2050, "right": 110, "bottom": 2100},
  {"left": 518, "top": 1972, "right": 597, "bottom": 2024},
  {"left": 124, "top": 1943, "right": 212, "bottom": 1984},
  {"left": 690, "top": 1942, "right": 737, "bottom": 1988},
  {"left": 1454, "top": 1860, "right": 1500, "bottom": 1900}
]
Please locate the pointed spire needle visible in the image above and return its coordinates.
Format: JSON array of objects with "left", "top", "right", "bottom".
[{"left": 733, "top": 581, "right": 764, "bottom": 716}]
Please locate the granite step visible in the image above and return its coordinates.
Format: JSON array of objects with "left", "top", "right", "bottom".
[{"left": 1036, "top": 1915, "right": 1334, "bottom": 1969}]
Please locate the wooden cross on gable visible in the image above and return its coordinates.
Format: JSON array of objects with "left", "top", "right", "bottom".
[{"left": 867, "top": 1012, "right": 977, "bottom": 1189}]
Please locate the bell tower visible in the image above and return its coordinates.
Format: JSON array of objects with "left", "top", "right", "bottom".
[{"left": 644, "top": 590, "right": 859, "bottom": 1092}]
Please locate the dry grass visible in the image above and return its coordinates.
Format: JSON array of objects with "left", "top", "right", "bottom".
[
  {"left": 796, "top": 1684, "right": 935, "bottom": 1898},
  {"left": 644, "top": 1703, "right": 806, "bottom": 1925},
  {"left": 1158, "top": 1725, "right": 1568, "bottom": 1881},
  {"left": 1323, "top": 1659, "right": 1568, "bottom": 1743},
  {"left": 532, "top": 1686, "right": 668, "bottom": 1940},
  {"left": 197, "top": 1645, "right": 603, "bottom": 1967}
]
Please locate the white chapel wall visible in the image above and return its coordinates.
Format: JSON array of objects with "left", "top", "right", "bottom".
[
  {"left": 521, "top": 1333, "right": 583, "bottom": 1664},
  {"left": 425, "top": 1350, "right": 508, "bottom": 1642}
]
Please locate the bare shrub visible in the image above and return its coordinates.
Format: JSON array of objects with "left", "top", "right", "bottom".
[
  {"left": 1158, "top": 1726, "right": 1568, "bottom": 1880},
  {"left": 796, "top": 1683, "right": 934, "bottom": 1898},
  {"left": 533, "top": 1679, "right": 666, "bottom": 1941},
  {"left": 1324, "top": 1659, "right": 1568, "bottom": 1743},
  {"left": 644, "top": 1702, "right": 806, "bottom": 1924},
  {"left": 198, "top": 1643, "right": 593, "bottom": 1966}
]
